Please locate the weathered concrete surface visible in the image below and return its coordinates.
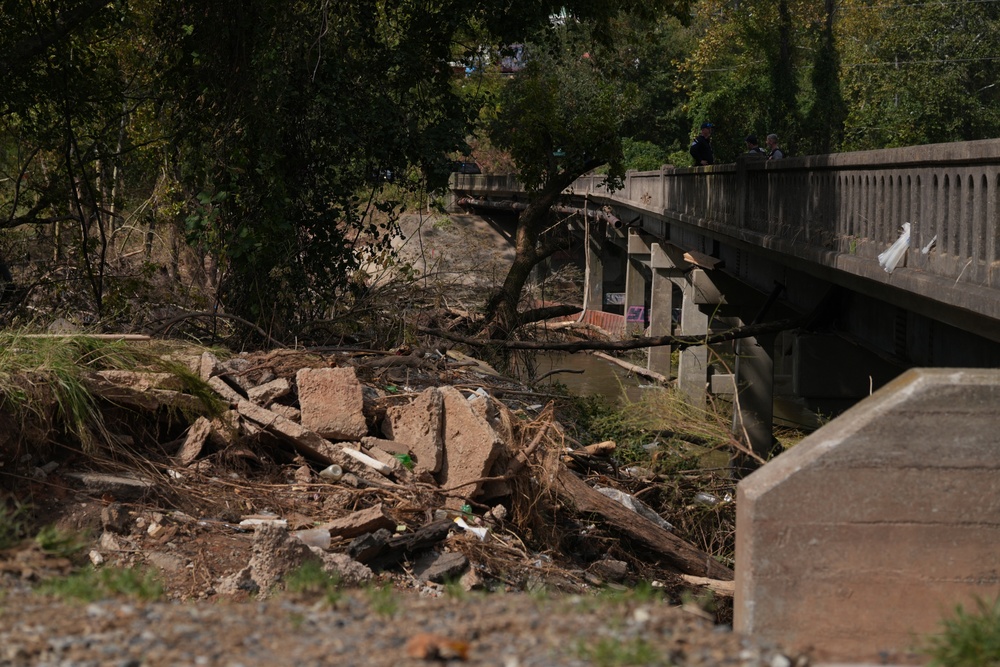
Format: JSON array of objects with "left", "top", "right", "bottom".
[
  {"left": 382, "top": 387, "right": 445, "bottom": 474},
  {"left": 436, "top": 386, "right": 503, "bottom": 509},
  {"left": 296, "top": 367, "right": 368, "bottom": 440},
  {"left": 735, "top": 368, "right": 1000, "bottom": 664}
]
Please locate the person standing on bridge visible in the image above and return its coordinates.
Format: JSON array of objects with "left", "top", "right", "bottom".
[
  {"left": 766, "top": 134, "right": 785, "bottom": 160},
  {"left": 745, "top": 135, "right": 767, "bottom": 158},
  {"left": 690, "top": 122, "right": 715, "bottom": 166}
]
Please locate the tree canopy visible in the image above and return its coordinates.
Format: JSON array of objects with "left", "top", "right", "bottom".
[{"left": 0, "top": 0, "right": 997, "bottom": 340}]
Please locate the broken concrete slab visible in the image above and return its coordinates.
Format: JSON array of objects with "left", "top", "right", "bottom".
[
  {"left": 318, "top": 504, "right": 395, "bottom": 539},
  {"left": 247, "top": 377, "right": 291, "bottom": 406},
  {"left": 436, "top": 387, "right": 503, "bottom": 508},
  {"left": 207, "top": 376, "right": 243, "bottom": 405},
  {"left": 176, "top": 416, "right": 212, "bottom": 465},
  {"left": 382, "top": 387, "right": 444, "bottom": 474},
  {"left": 268, "top": 404, "right": 301, "bottom": 422},
  {"left": 218, "top": 523, "right": 371, "bottom": 596},
  {"left": 412, "top": 551, "right": 468, "bottom": 583},
  {"left": 65, "top": 472, "right": 154, "bottom": 501},
  {"left": 296, "top": 367, "right": 368, "bottom": 441},
  {"left": 100, "top": 503, "right": 131, "bottom": 535},
  {"left": 736, "top": 368, "right": 1000, "bottom": 664},
  {"left": 95, "top": 370, "right": 184, "bottom": 392},
  {"left": 237, "top": 399, "right": 342, "bottom": 465},
  {"left": 83, "top": 374, "right": 208, "bottom": 414},
  {"left": 360, "top": 436, "right": 412, "bottom": 457},
  {"left": 199, "top": 351, "right": 223, "bottom": 381}
]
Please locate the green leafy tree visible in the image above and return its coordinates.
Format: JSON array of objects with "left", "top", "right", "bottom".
[
  {"left": 483, "top": 19, "right": 642, "bottom": 337},
  {"left": 799, "top": 0, "right": 846, "bottom": 155},
  {"left": 678, "top": 0, "right": 825, "bottom": 161},
  {"left": 0, "top": 0, "right": 145, "bottom": 316},
  {"left": 836, "top": 0, "right": 1000, "bottom": 149}
]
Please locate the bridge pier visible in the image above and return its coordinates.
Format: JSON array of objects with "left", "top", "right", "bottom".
[
  {"left": 731, "top": 326, "right": 777, "bottom": 475},
  {"left": 648, "top": 241, "right": 686, "bottom": 378},
  {"left": 624, "top": 231, "right": 651, "bottom": 338},
  {"left": 678, "top": 273, "right": 711, "bottom": 410},
  {"left": 583, "top": 219, "right": 607, "bottom": 311}
]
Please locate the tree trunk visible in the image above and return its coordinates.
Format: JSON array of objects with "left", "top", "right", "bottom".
[{"left": 482, "top": 172, "right": 581, "bottom": 339}]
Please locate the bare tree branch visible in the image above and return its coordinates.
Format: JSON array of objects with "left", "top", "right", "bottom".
[{"left": 420, "top": 315, "right": 808, "bottom": 353}]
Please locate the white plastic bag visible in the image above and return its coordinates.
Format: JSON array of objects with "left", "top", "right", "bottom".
[{"left": 878, "top": 222, "right": 911, "bottom": 273}]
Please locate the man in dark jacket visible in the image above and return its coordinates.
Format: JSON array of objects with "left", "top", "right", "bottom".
[
  {"left": 690, "top": 122, "right": 714, "bottom": 166},
  {"left": 745, "top": 135, "right": 767, "bottom": 158}
]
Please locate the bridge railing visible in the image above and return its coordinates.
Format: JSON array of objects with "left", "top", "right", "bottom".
[
  {"left": 451, "top": 139, "right": 1000, "bottom": 290},
  {"left": 617, "top": 140, "right": 1000, "bottom": 288}
]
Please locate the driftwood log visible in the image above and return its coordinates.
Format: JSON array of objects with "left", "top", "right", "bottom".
[{"left": 547, "top": 451, "right": 734, "bottom": 580}]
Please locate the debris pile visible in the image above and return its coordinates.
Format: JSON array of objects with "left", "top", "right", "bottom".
[{"left": 2, "top": 344, "right": 735, "bottom": 606}]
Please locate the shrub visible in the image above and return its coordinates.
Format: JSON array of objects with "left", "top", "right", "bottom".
[{"left": 922, "top": 596, "right": 1000, "bottom": 666}]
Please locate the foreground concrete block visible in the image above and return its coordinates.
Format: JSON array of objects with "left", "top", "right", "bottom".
[{"left": 735, "top": 368, "right": 1000, "bottom": 664}]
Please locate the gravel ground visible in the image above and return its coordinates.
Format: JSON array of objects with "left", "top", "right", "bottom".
[{"left": 0, "top": 584, "right": 802, "bottom": 667}]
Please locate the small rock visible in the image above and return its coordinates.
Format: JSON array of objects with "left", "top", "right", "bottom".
[
  {"left": 412, "top": 551, "right": 468, "bottom": 583},
  {"left": 101, "top": 503, "right": 131, "bottom": 535}
]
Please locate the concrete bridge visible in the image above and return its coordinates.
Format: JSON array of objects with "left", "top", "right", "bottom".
[
  {"left": 451, "top": 138, "right": 1000, "bottom": 663},
  {"left": 452, "top": 139, "right": 1000, "bottom": 463}
]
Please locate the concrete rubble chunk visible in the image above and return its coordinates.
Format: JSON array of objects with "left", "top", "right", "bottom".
[
  {"left": 382, "top": 387, "right": 444, "bottom": 474},
  {"left": 236, "top": 400, "right": 385, "bottom": 484},
  {"left": 362, "top": 445, "right": 405, "bottom": 473},
  {"left": 218, "top": 523, "right": 372, "bottom": 597},
  {"left": 65, "top": 472, "right": 154, "bottom": 501},
  {"left": 317, "top": 504, "right": 395, "bottom": 539},
  {"left": 412, "top": 551, "right": 468, "bottom": 583},
  {"left": 208, "top": 411, "right": 239, "bottom": 448},
  {"left": 83, "top": 374, "right": 206, "bottom": 413},
  {"left": 297, "top": 367, "right": 368, "bottom": 440},
  {"left": 199, "top": 351, "right": 223, "bottom": 381},
  {"left": 208, "top": 376, "right": 243, "bottom": 405},
  {"left": 247, "top": 377, "right": 291, "bottom": 406},
  {"left": 360, "top": 436, "right": 412, "bottom": 456},
  {"left": 176, "top": 416, "right": 213, "bottom": 465},
  {"left": 268, "top": 403, "right": 301, "bottom": 421},
  {"left": 100, "top": 502, "right": 131, "bottom": 535},
  {"left": 436, "top": 386, "right": 503, "bottom": 509},
  {"left": 95, "top": 370, "right": 184, "bottom": 392},
  {"left": 221, "top": 357, "right": 253, "bottom": 391}
]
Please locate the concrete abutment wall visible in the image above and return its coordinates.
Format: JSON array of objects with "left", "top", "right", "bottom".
[{"left": 735, "top": 368, "right": 1000, "bottom": 663}]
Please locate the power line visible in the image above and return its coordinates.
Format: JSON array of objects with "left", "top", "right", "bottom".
[
  {"left": 837, "top": 0, "right": 1000, "bottom": 9},
  {"left": 699, "top": 55, "right": 1000, "bottom": 73}
]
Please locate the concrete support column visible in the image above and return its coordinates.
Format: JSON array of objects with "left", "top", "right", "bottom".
[
  {"left": 625, "top": 231, "right": 652, "bottom": 338},
  {"left": 731, "top": 329, "right": 777, "bottom": 476},
  {"left": 649, "top": 243, "right": 691, "bottom": 378},
  {"left": 648, "top": 269, "right": 674, "bottom": 376},
  {"left": 678, "top": 276, "right": 710, "bottom": 410},
  {"left": 583, "top": 220, "right": 606, "bottom": 311}
]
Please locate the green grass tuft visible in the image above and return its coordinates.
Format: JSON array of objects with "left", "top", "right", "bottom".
[
  {"left": 37, "top": 565, "right": 164, "bottom": 602},
  {"left": 284, "top": 560, "right": 343, "bottom": 605},
  {"left": 34, "top": 525, "right": 86, "bottom": 558},
  {"left": 922, "top": 596, "right": 1000, "bottom": 666},
  {"left": 365, "top": 582, "right": 399, "bottom": 617},
  {"left": 576, "top": 636, "right": 669, "bottom": 666},
  {"left": 0, "top": 500, "right": 30, "bottom": 549}
]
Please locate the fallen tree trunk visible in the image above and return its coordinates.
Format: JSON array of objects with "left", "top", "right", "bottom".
[
  {"left": 546, "top": 451, "right": 734, "bottom": 580},
  {"left": 420, "top": 315, "right": 807, "bottom": 353},
  {"left": 592, "top": 351, "right": 669, "bottom": 384}
]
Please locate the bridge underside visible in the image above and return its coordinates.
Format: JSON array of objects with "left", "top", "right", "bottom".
[{"left": 457, "top": 191, "right": 1000, "bottom": 470}]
